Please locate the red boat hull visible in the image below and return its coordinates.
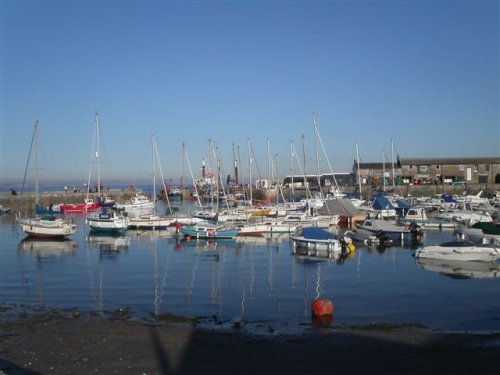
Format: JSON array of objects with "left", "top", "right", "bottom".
[{"left": 60, "top": 202, "right": 100, "bottom": 213}]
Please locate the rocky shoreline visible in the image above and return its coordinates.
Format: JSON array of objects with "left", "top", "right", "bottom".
[{"left": 0, "top": 306, "right": 499, "bottom": 375}]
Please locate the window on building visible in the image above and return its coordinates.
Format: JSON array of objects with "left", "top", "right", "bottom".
[
  {"left": 485, "top": 164, "right": 491, "bottom": 172},
  {"left": 419, "top": 166, "right": 428, "bottom": 172},
  {"left": 459, "top": 164, "right": 465, "bottom": 171}
]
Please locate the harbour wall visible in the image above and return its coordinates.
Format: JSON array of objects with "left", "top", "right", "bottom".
[{"left": 1, "top": 183, "right": 498, "bottom": 214}]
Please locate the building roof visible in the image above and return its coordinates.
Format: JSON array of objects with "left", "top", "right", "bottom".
[
  {"left": 357, "top": 162, "right": 387, "bottom": 169},
  {"left": 357, "top": 157, "right": 500, "bottom": 169},
  {"left": 400, "top": 157, "right": 500, "bottom": 165}
]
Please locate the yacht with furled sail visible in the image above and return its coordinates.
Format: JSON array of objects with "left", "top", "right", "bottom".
[
  {"left": 127, "top": 135, "right": 175, "bottom": 231},
  {"left": 17, "top": 121, "right": 78, "bottom": 239},
  {"left": 84, "top": 113, "right": 129, "bottom": 234}
]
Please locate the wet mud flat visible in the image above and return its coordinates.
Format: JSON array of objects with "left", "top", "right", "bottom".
[{"left": 0, "top": 307, "right": 499, "bottom": 375}]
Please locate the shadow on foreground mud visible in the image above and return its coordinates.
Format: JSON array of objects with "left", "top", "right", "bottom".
[{"left": 1, "top": 310, "right": 499, "bottom": 375}]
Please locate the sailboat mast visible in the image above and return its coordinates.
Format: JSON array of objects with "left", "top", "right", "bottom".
[
  {"left": 301, "top": 135, "right": 306, "bottom": 192},
  {"left": 34, "top": 121, "right": 39, "bottom": 204},
  {"left": 247, "top": 138, "right": 253, "bottom": 206},
  {"left": 181, "top": 142, "right": 185, "bottom": 191},
  {"left": 267, "top": 137, "right": 271, "bottom": 187},
  {"left": 382, "top": 148, "right": 386, "bottom": 192},
  {"left": 216, "top": 147, "right": 220, "bottom": 213},
  {"left": 391, "top": 139, "right": 396, "bottom": 190},
  {"left": 95, "top": 112, "right": 100, "bottom": 196},
  {"left": 289, "top": 140, "right": 294, "bottom": 200},
  {"left": 152, "top": 135, "right": 156, "bottom": 214},
  {"left": 312, "top": 113, "right": 321, "bottom": 194},
  {"left": 232, "top": 142, "right": 238, "bottom": 186},
  {"left": 355, "top": 142, "right": 362, "bottom": 199}
]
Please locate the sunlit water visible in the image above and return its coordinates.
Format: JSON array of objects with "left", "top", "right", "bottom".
[{"left": 1, "top": 214, "right": 499, "bottom": 333}]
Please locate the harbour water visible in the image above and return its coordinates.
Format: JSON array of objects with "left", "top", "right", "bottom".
[{"left": 1, "top": 213, "right": 499, "bottom": 333}]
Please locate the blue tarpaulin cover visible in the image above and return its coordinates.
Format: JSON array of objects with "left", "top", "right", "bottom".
[
  {"left": 441, "top": 194, "right": 458, "bottom": 203},
  {"left": 372, "top": 196, "right": 395, "bottom": 210},
  {"left": 301, "top": 227, "right": 339, "bottom": 240},
  {"left": 395, "top": 199, "right": 412, "bottom": 208}
]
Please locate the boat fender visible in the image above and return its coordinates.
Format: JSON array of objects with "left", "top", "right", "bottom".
[{"left": 347, "top": 242, "right": 356, "bottom": 253}]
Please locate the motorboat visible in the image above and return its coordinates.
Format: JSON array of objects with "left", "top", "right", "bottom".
[
  {"left": 356, "top": 218, "right": 422, "bottom": 241},
  {"left": 343, "top": 228, "right": 393, "bottom": 246},
  {"left": 290, "top": 226, "right": 354, "bottom": 255},
  {"left": 414, "top": 240, "right": 500, "bottom": 262},
  {"left": 399, "top": 207, "right": 456, "bottom": 230},
  {"left": 436, "top": 202, "right": 492, "bottom": 226}
]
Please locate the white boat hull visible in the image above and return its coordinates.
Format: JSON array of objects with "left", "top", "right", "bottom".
[
  {"left": 128, "top": 215, "right": 174, "bottom": 230},
  {"left": 18, "top": 217, "right": 77, "bottom": 238}
]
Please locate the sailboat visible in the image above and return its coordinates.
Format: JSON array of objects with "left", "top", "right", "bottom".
[
  {"left": 127, "top": 135, "right": 175, "bottom": 231},
  {"left": 84, "top": 113, "right": 129, "bottom": 234},
  {"left": 17, "top": 121, "right": 78, "bottom": 238}
]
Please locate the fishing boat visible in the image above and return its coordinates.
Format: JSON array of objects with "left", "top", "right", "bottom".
[
  {"left": 179, "top": 223, "right": 240, "bottom": 239},
  {"left": 290, "top": 226, "right": 354, "bottom": 254},
  {"left": 414, "top": 240, "right": 500, "bottom": 262},
  {"left": 60, "top": 198, "right": 100, "bottom": 214}
]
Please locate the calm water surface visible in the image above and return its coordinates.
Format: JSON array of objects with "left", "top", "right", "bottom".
[{"left": 1, "top": 214, "right": 499, "bottom": 332}]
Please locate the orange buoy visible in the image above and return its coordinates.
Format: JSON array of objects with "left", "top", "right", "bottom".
[{"left": 311, "top": 298, "right": 334, "bottom": 316}]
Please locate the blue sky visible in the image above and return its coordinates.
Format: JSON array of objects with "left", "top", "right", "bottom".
[{"left": 1, "top": 0, "right": 499, "bottom": 186}]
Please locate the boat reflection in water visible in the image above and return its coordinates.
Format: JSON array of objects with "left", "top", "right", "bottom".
[
  {"left": 416, "top": 258, "right": 500, "bottom": 279},
  {"left": 17, "top": 238, "right": 78, "bottom": 258},
  {"left": 86, "top": 233, "right": 130, "bottom": 255},
  {"left": 176, "top": 238, "right": 241, "bottom": 251}
]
